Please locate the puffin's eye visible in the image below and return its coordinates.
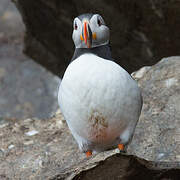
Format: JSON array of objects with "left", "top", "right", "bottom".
[
  {"left": 97, "top": 18, "right": 102, "bottom": 26},
  {"left": 74, "top": 22, "right": 78, "bottom": 30}
]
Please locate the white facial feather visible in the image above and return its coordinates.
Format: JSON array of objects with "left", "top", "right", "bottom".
[{"left": 72, "top": 17, "right": 82, "bottom": 48}]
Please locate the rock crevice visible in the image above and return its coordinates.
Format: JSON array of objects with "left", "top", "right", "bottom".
[{"left": 14, "top": 0, "right": 180, "bottom": 76}]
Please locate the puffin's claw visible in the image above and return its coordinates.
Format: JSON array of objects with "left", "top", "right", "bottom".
[
  {"left": 86, "top": 150, "right": 92, "bottom": 157},
  {"left": 118, "top": 144, "right": 126, "bottom": 153}
]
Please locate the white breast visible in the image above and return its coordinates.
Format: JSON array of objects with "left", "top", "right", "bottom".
[{"left": 58, "top": 54, "right": 142, "bottom": 148}]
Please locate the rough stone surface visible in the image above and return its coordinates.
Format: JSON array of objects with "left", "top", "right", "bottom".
[
  {"left": 0, "top": 111, "right": 83, "bottom": 179},
  {"left": 14, "top": 0, "right": 180, "bottom": 77},
  {"left": 0, "top": 57, "right": 180, "bottom": 179},
  {"left": 0, "top": 0, "right": 60, "bottom": 119},
  {"left": 129, "top": 56, "right": 180, "bottom": 162}
]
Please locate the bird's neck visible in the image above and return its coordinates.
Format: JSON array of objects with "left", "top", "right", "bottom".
[{"left": 71, "top": 44, "right": 113, "bottom": 62}]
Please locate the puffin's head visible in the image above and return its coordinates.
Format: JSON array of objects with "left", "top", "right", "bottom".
[{"left": 72, "top": 13, "right": 109, "bottom": 49}]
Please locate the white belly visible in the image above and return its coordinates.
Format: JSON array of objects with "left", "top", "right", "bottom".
[{"left": 58, "top": 54, "right": 142, "bottom": 145}]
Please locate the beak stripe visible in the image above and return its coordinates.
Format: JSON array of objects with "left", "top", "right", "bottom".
[
  {"left": 84, "top": 22, "right": 88, "bottom": 44},
  {"left": 82, "top": 21, "right": 92, "bottom": 48},
  {"left": 80, "top": 34, "right": 83, "bottom": 41},
  {"left": 88, "top": 24, "right": 92, "bottom": 45}
]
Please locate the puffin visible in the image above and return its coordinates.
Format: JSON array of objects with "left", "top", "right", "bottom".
[{"left": 58, "top": 13, "right": 143, "bottom": 157}]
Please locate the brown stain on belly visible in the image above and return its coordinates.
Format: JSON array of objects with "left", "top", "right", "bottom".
[{"left": 88, "top": 110, "right": 109, "bottom": 142}]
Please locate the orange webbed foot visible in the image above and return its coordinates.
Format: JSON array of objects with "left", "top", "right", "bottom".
[
  {"left": 86, "top": 150, "right": 92, "bottom": 157},
  {"left": 118, "top": 144, "right": 125, "bottom": 153}
]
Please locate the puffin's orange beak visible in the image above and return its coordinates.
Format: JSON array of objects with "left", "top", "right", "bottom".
[
  {"left": 82, "top": 21, "right": 92, "bottom": 48},
  {"left": 84, "top": 22, "right": 88, "bottom": 46}
]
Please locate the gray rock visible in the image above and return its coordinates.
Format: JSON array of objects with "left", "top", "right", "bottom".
[
  {"left": 0, "top": 57, "right": 180, "bottom": 179},
  {"left": 0, "top": 52, "right": 60, "bottom": 119},
  {"left": 14, "top": 0, "right": 180, "bottom": 77},
  {"left": 0, "top": 0, "right": 24, "bottom": 38},
  {"left": 0, "top": 0, "right": 60, "bottom": 119},
  {"left": 129, "top": 56, "right": 180, "bottom": 162}
]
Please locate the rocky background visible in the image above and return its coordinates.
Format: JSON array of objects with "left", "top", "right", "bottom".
[
  {"left": 14, "top": 0, "right": 180, "bottom": 76},
  {"left": 0, "top": 0, "right": 60, "bottom": 119},
  {"left": 0, "top": 57, "right": 180, "bottom": 179},
  {"left": 0, "top": 0, "right": 180, "bottom": 179}
]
